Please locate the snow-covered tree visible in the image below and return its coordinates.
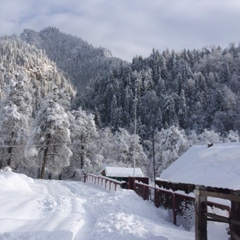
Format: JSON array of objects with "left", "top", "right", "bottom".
[
  {"left": 114, "top": 128, "right": 147, "bottom": 170},
  {"left": 0, "top": 74, "right": 32, "bottom": 170},
  {"left": 92, "top": 127, "right": 147, "bottom": 175},
  {"left": 153, "top": 126, "right": 190, "bottom": 175},
  {"left": 26, "top": 93, "right": 72, "bottom": 179},
  {"left": 68, "top": 108, "right": 98, "bottom": 175}
]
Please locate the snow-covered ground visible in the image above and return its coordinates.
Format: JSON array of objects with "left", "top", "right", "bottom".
[{"left": 0, "top": 170, "right": 229, "bottom": 240}]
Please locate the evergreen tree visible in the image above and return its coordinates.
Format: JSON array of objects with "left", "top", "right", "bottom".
[
  {"left": 68, "top": 107, "right": 98, "bottom": 174},
  {"left": 153, "top": 126, "right": 190, "bottom": 175},
  {"left": 26, "top": 93, "right": 72, "bottom": 179},
  {"left": 0, "top": 75, "right": 32, "bottom": 170},
  {"left": 178, "top": 90, "right": 188, "bottom": 129},
  {"left": 163, "top": 95, "right": 178, "bottom": 127},
  {"left": 110, "top": 95, "right": 120, "bottom": 131}
]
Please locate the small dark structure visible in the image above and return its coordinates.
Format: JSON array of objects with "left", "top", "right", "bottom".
[
  {"left": 100, "top": 166, "right": 144, "bottom": 181},
  {"left": 100, "top": 166, "right": 146, "bottom": 189},
  {"left": 128, "top": 176, "right": 149, "bottom": 189}
]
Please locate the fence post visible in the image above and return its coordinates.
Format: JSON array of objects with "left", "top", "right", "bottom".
[
  {"left": 154, "top": 189, "right": 160, "bottom": 207},
  {"left": 172, "top": 193, "right": 177, "bottom": 225},
  {"left": 144, "top": 186, "right": 149, "bottom": 201},
  {"left": 194, "top": 187, "right": 207, "bottom": 240},
  {"left": 143, "top": 186, "right": 146, "bottom": 200},
  {"left": 83, "top": 172, "right": 87, "bottom": 183},
  {"left": 230, "top": 201, "right": 240, "bottom": 240}
]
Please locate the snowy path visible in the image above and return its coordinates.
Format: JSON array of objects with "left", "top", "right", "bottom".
[{"left": 0, "top": 171, "right": 195, "bottom": 240}]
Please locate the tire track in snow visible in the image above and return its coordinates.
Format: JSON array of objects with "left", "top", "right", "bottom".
[{"left": 61, "top": 181, "right": 110, "bottom": 239}]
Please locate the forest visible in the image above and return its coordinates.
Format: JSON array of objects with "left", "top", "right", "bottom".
[{"left": 0, "top": 27, "right": 239, "bottom": 180}]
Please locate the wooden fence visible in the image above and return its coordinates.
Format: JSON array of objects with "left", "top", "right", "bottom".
[
  {"left": 80, "top": 173, "right": 232, "bottom": 234},
  {"left": 135, "top": 181, "right": 230, "bottom": 228}
]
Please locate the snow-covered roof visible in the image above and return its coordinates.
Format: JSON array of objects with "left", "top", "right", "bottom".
[
  {"left": 160, "top": 142, "right": 240, "bottom": 190},
  {"left": 103, "top": 166, "right": 144, "bottom": 178}
]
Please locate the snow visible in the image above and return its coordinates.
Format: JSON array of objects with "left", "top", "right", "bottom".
[
  {"left": 103, "top": 166, "right": 144, "bottom": 178},
  {"left": 0, "top": 170, "right": 198, "bottom": 240},
  {"left": 160, "top": 142, "right": 240, "bottom": 190}
]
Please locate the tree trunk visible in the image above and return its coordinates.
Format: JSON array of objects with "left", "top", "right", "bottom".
[
  {"left": 40, "top": 134, "right": 51, "bottom": 179},
  {"left": 7, "top": 146, "right": 13, "bottom": 167},
  {"left": 80, "top": 144, "right": 85, "bottom": 169},
  {"left": 7, "top": 132, "right": 15, "bottom": 167}
]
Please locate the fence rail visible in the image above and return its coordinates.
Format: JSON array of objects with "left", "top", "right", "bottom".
[{"left": 80, "top": 173, "right": 123, "bottom": 191}]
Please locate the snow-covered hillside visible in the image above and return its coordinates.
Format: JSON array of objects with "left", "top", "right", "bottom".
[{"left": 0, "top": 170, "right": 230, "bottom": 240}]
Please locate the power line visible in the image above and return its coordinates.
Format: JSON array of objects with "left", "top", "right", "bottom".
[{"left": 0, "top": 142, "right": 83, "bottom": 148}]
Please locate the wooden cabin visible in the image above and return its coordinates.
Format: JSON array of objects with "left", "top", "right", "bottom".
[{"left": 158, "top": 142, "right": 240, "bottom": 240}]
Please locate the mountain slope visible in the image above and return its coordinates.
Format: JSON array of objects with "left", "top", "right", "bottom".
[
  {"left": 18, "top": 27, "right": 240, "bottom": 139},
  {"left": 0, "top": 36, "right": 76, "bottom": 172},
  {"left": 0, "top": 36, "right": 75, "bottom": 109},
  {"left": 20, "top": 27, "right": 125, "bottom": 93},
  {"left": 82, "top": 46, "right": 240, "bottom": 138}
]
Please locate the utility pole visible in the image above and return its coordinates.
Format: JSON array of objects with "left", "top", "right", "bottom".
[
  {"left": 152, "top": 129, "right": 156, "bottom": 184},
  {"left": 133, "top": 90, "right": 137, "bottom": 176}
]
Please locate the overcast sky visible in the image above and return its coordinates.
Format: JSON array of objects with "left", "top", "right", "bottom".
[{"left": 1, "top": 0, "right": 240, "bottom": 61}]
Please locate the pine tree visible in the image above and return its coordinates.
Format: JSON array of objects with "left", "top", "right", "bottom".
[
  {"left": 163, "top": 95, "right": 178, "bottom": 127},
  {"left": 178, "top": 90, "right": 188, "bottom": 129},
  {"left": 0, "top": 74, "right": 32, "bottom": 170},
  {"left": 68, "top": 107, "right": 98, "bottom": 173},
  {"left": 26, "top": 93, "right": 72, "bottom": 179}
]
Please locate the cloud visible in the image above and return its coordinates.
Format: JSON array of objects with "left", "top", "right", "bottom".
[{"left": 0, "top": 0, "right": 240, "bottom": 61}]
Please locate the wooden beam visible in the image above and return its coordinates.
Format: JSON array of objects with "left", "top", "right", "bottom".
[
  {"left": 195, "top": 189, "right": 207, "bottom": 240},
  {"left": 155, "top": 180, "right": 195, "bottom": 194},
  {"left": 205, "top": 212, "right": 240, "bottom": 225},
  {"left": 199, "top": 190, "right": 240, "bottom": 202},
  {"left": 205, "top": 212, "right": 228, "bottom": 224},
  {"left": 230, "top": 201, "right": 240, "bottom": 240},
  {"left": 231, "top": 231, "right": 240, "bottom": 240}
]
